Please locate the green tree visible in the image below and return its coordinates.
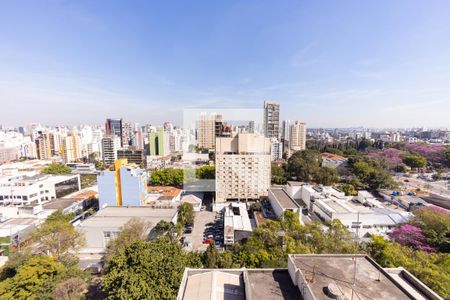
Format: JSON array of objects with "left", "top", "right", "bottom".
[
  {"left": 41, "top": 163, "right": 72, "bottom": 175},
  {"left": 0, "top": 255, "right": 64, "bottom": 300},
  {"left": 444, "top": 147, "right": 450, "bottom": 168},
  {"left": 0, "top": 250, "right": 33, "bottom": 280},
  {"left": 46, "top": 210, "right": 74, "bottom": 223},
  {"left": 177, "top": 203, "right": 194, "bottom": 226},
  {"left": 102, "top": 237, "right": 202, "bottom": 300},
  {"left": 366, "top": 236, "right": 450, "bottom": 298},
  {"left": 287, "top": 149, "right": 321, "bottom": 182},
  {"left": 410, "top": 207, "right": 450, "bottom": 252},
  {"left": 314, "top": 166, "right": 339, "bottom": 185},
  {"left": 104, "top": 218, "right": 151, "bottom": 267},
  {"left": 149, "top": 168, "right": 184, "bottom": 186},
  {"left": 339, "top": 183, "right": 358, "bottom": 196},
  {"left": 348, "top": 158, "right": 396, "bottom": 190},
  {"left": 32, "top": 216, "right": 85, "bottom": 262},
  {"left": 53, "top": 277, "right": 87, "bottom": 300},
  {"left": 402, "top": 154, "right": 427, "bottom": 171},
  {"left": 195, "top": 165, "right": 215, "bottom": 179},
  {"left": 203, "top": 242, "right": 220, "bottom": 268},
  {"left": 271, "top": 163, "right": 287, "bottom": 184},
  {"left": 0, "top": 255, "right": 88, "bottom": 300}
]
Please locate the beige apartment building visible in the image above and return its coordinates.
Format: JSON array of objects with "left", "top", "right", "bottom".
[
  {"left": 290, "top": 120, "right": 306, "bottom": 152},
  {"left": 197, "top": 114, "right": 217, "bottom": 150},
  {"left": 196, "top": 114, "right": 231, "bottom": 150},
  {"left": 62, "top": 134, "right": 82, "bottom": 163},
  {"left": 215, "top": 133, "right": 271, "bottom": 202}
]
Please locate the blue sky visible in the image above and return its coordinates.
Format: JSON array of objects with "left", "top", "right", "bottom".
[{"left": 1, "top": 0, "right": 450, "bottom": 128}]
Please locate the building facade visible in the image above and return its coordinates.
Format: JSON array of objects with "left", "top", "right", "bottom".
[
  {"left": 263, "top": 100, "right": 280, "bottom": 138},
  {"left": 0, "top": 174, "right": 81, "bottom": 206},
  {"left": 215, "top": 133, "right": 271, "bottom": 203},
  {"left": 149, "top": 127, "right": 170, "bottom": 156},
  {"left": 97, "top": 160, "right": 148, "bottom": 208},
  {"left": 101, "top": 135, "right": 121, "bottom": 165},
  {"left": 290, "top": 121, "right": 306, "bottom": 152}
]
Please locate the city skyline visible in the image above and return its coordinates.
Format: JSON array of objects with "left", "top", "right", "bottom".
[{"left": 1, "top": 1, "right": 450, "bottom": 127}]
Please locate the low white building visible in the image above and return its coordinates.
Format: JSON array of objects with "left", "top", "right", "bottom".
[
  {"left": 268, "top": 187, "right": 302, "bottom": 223},
  {"left": 0, "top": 174, "right": 81, "bottom": 206},
  {"left": 320, "top": 153, "right": 348, "bottom": 170},
  {"left": 181, "top": 194, "right": 203, "bottom": 212},
  {"left": 283, "top": 183, "right": 410, "bottom": 238},
  {"left": 224, "top": 202, "right": 252, "bottom": 245},
  {"left": 77, "top": 206, "right": 178, "bottom": 253}
]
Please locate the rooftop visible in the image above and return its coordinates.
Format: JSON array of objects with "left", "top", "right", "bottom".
[
  {"left": 246, "top": 269, "right": 302, "bottom": 300},
  {"left": 224, "top": 203, "right": 252, "bottom": 232},
  {"left": 147, "top": 186, "right": 182, "bottom": 197},
  {"left": 178, "top": 269, "right": 302, "bottom": 300},
  {"left": 270, "top": 188, "right": 300, "bottom": 209},
  {"left": 320, "top": 153, "right": 347, "bottom": 161},
  {"left": 42, "top": 198, "right": 81, "bottom": 210},
  {"left": 78, "top": 206, "right": 177, "bottom": 228},
  {"left": 290, "top": 254, "right": 415, "bottom": 300}
]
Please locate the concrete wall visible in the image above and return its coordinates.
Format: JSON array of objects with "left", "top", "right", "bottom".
[
  {"left": 120, "top": 168, "right": 144, "bottom": 206},
  {"left": 268, "top": 189, "right": 284, "bottom": 217},
  {"left": 98, "top": 171, "right": 117, "bottom": 208},
  {"left": 286, "top": 184, "right": 302, "bottom": 200}
]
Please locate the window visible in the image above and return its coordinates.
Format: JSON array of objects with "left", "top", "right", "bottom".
[{"left": 103, "top": 231, "right": 120, "bottom": 246}]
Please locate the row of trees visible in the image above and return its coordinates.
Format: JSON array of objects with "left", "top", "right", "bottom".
[
  {"left": 41, "top": 163, "right": 72, "bottom": 175},
  {"left": 149, "top": 166, "right": 215, "bottom": 186},
  {"left": 0, "top": 211, "right": 89, "bottom": 300},
  {"left": 96, "top": 206, "right": 450, "bottom": 298},
  {"left": 272, "top": 150, "right": 340, "bottom": 186},
  {"left": 272, "top": 149, "right": 396, "bottom": 190}
]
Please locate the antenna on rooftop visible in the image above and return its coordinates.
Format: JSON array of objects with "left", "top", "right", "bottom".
[{"left": 351, "top": 211, "right": 361, "bottom": 300}]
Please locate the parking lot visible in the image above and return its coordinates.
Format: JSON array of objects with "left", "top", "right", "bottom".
[{"left": 189, "top": 210, "right": 216, "bottom": 252}]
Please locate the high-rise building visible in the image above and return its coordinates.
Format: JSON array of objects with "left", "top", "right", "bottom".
[
  {"left": 247, "top": 121, "right": 255, "bottom": 134},
  {"left": 197, "top": 114, "right": 231, "bottom": 150},
  {"left": 149, "top": 128, "right": 170, "bottom": 156},
  {"left": 61, "top": 133, "right": 82, "bottom": 163},
  {"left": 281, "top": 120, "right": 291, "bottom": 142},
  {"left": 35, "top": 131, "right": 54, "bottom": 160},
  {"left": 101, "top": 135, "right": 121, "bottom": 165},
  {"left": 117, "top": 148, "right": 145, "bottom": 166},
  {"left": 270, "top": 138, "right": 283, "bottom": 161},
  {"left": 263, "top": 100, "right": 280, "bottom": 138},
  {"left": 105, "top": 118, "right": 123, "bottom": 145},
  {"left": 121, "top": 122, "right": 135, "bottom": 147},
  {"left": 133, "top": 127, "right": 144, "bottom": 150},
  {"left": 215, "top": 133, "right": 271, "bottom": 203},
  {"left": 197, "top": 114, "right": 218, "bottom": 150},
  {"left": 290, "top": 121, "right": 306, "bottom": 153}
]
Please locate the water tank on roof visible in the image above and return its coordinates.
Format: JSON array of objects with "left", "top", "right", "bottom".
[{"left": 325, "top": 282, "right": 344, "bottom": 300}]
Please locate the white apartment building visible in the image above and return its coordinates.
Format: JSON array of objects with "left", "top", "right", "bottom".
[
  {"left": 101, "top": 135, "right": 121, "bottom": 165},
  {"left": 290, "top": 121, "right": 306, "bottom": 152},
  {"left": 215, "top": 133, "right": 271, "bottom": 203},
  {"left": 270, "top": 138, "right": 283, "bottom": 161},
  {"left": 0, "top": 174, "right": 81, "bottom": 206}
]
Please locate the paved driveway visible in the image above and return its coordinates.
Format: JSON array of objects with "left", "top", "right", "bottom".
[{"left": 190, "top": 211, "right": 216, "bottom": 252}]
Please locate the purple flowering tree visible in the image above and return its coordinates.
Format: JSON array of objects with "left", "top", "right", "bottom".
[
  {"left": 368, "top": 148, "right": 406, "bottom": 170},
  {"left": 404, "top": 143, "right": 446, "bottom": 165},
  {"left": 389, "top": 224, "right": 435, "bottom": 252}
]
